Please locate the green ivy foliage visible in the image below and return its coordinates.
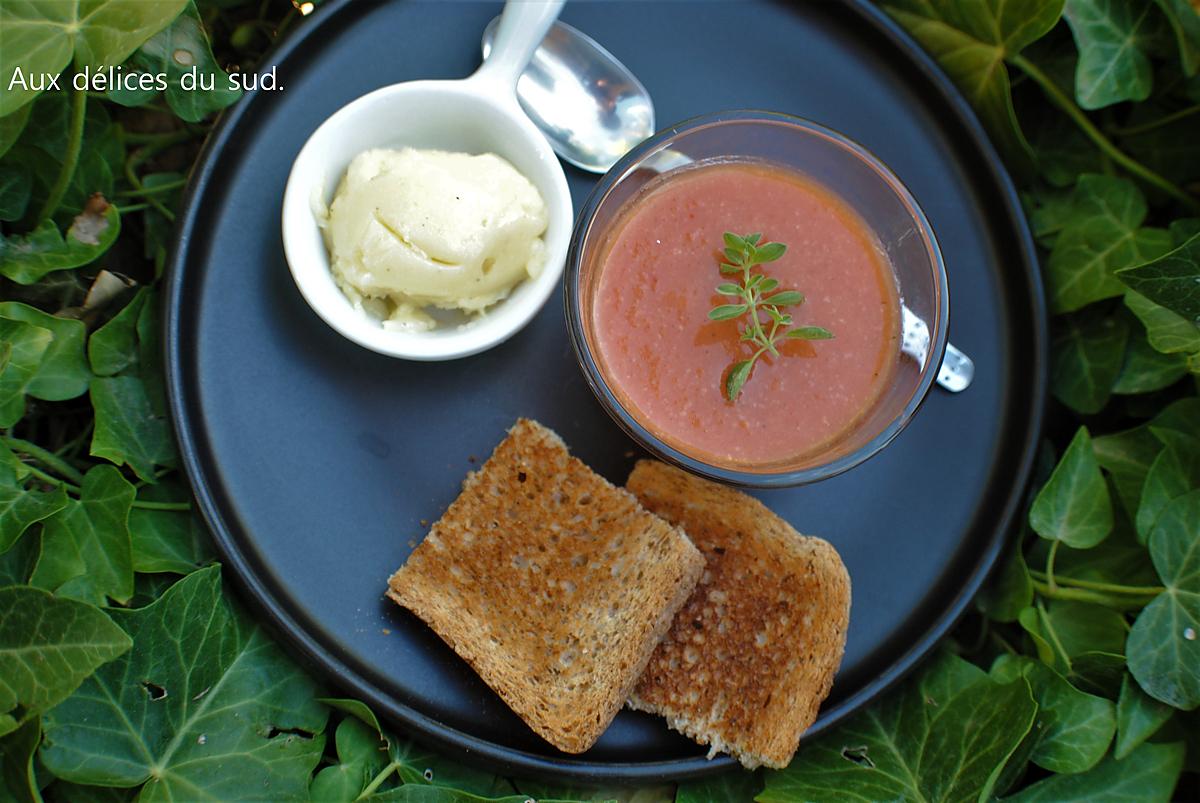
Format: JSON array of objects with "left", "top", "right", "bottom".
[{"left": 1, "top": 1, "right": 1199, "bottom": 801}]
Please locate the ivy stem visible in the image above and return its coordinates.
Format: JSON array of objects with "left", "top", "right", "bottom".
[
  {"left": 1029, "top": 569, "right": 1164, "bottom": 596},
  {"left": 4, "top": 436, "right": 85, "bottom": 485},
  {"left": 1109, "top": 103, "right": 1200, "bottom": 137},
  {"left": 116, "top": 178, "right": 187, "bottom": 198},
  {"left": 33, "top": 81, "right": 87, "bottom": 226},
  {"left": 21, "top": 466, "right": 190, "bottom": 511},
  {"left": 26, "top": 465, "right": 81, "bottom": 493},
  {"left": 132, "top": 500, "right": 191, "bottom": 512},
  {"left": 356, "top": 761, "right": 401, "bottom": 800},
  {"left": 59, "top": 421, "right": 94, "bottom": 460},
  {"left": 122, "top": 128, "right": 194, "bottom": 222},
  {"left": 122, "top": 129, "right": 201, "bottom": 146},
  {"left": 1036, "top": 599, "right": 1073, "bottom": 671},
  {"left": 1032, "top": 579, "right": 1156, "bottom": 608},
  {"left": 990, "top": 630, "right": 1019, "bottom": 656},
  {"left": 123, "top": 161, "right": 176, "bottom": 222},
  {"left": 1045, "top": 540, "right": 1060, "bottom": 592},
  {"left": 1009, "top": 53, "right": 1200, "bottom": 213}
]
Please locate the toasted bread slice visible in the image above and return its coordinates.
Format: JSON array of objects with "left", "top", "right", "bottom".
[
  {"left": 625, "top": 460, "right": 851, "bottom": 769},
  {"left": 387, "top": 420, "right": 705, "bottom": 753}
]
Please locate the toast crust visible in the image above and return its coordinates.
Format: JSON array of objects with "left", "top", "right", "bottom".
[
  {"left": 387, "top": 421, "right": 704, "bottom": 754},
  {"left": 626, "top": 460, "right": 851, "bottom": 769}
]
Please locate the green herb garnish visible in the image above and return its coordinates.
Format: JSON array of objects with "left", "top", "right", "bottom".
[{"left": 708, "top": 231, "right": 833, "bottom": 401}]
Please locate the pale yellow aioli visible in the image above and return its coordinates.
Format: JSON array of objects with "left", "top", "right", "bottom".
[{"left": 315, "top": 148, "right": 548, "bottom": 330}]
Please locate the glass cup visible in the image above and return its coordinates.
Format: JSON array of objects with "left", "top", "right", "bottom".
[{"left": 565, "top": 110, "right": 948, "bottom": 487}]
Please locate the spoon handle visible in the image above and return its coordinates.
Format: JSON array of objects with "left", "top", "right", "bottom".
[{"left": 473, "top": 0, "right": 565, "bottom": 91}]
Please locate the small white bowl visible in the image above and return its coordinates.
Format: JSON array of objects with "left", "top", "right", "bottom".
[{"left": 281, "top": 2, "right": 572, "bottom": 361}]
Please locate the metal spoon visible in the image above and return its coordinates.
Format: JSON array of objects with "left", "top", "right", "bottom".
[
  {"left": 482, "top": 17, "right": 654, "bottom": 174},
  {"left": 485, "top": 18, "right": 975, "bottom": 392}
]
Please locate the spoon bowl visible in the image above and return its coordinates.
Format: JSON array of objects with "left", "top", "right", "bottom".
[
  {"left": 281, "top": 1, "right": 572, "bottom": 361},
  {"left": 483, "top": 17, "right": 655, "bottom": 173}
]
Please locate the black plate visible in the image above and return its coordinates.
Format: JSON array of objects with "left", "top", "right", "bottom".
[{"left": 165, "top": 0, "right": 1047, "bottom": 783}]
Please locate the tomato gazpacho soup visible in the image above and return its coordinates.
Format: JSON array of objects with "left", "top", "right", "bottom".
[{"left": 590, "top": 160, "right": 901, "bottom": 469}]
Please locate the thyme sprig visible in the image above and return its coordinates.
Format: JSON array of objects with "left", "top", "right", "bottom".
[{"left": 708, "top": 232, "right": 832, "bottom": 401}]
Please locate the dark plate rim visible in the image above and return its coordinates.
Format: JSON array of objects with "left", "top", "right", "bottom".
[{"left": 163, "top": 0, "right": 1048, "bottom": 783}]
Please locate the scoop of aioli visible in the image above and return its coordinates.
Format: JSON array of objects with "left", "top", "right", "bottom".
[{"left": 317, "top": 147, "right": 548, "bottom": 330}]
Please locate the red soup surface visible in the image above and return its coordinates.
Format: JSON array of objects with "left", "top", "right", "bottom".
[{"left": 590, "top": 160, "right": 901, "bottom": 468}]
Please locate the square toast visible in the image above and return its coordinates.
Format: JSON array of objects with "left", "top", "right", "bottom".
[
  {"left": 387, "top": 420, "right": 705, "bottom": 753},
  {"left": 626, "top": 460, "right": 851, "bottom": 769}
]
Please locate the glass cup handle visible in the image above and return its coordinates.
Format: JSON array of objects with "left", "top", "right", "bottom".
[
  {"left": 937, "top": 342, "right": 975, "bottom": 392},
  {"left": 901, "top": 305, "right": 974, "bottom": 393}
]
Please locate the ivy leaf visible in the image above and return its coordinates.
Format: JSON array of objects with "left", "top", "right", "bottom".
[
  {"left": 1045, "top": 600, "right": 1129, "bottom": 659},
  {"left": 0, "top": 320, "right": 51, "bottom": 428},
  {"left": 89, "top": 375, "right": 177, "bottom": 483},
  {"left": 0, "top": 585, "right": 131, "bottom": 738},
  {"left": 0, "top": 531, "right": 39, "bottom": 588},
  {"left": 386, "top": 737, "right": 500, "bottom": 795},
  {"left": 1155, "top": 0, "right": 1200, "bottom": 75},
  {"left": 1051, "top": 517, "right": 1161, "bottom": 595},
  {"left": 30, "top": 465, "right": 133, "bottom": 606},
  {"left": 1045, "top": 175, "right": 1172, "bottom": 313},
  {"left": 991, "top": 655, "right": 1115, "bottom": 774},
  {"left": 1115, "top": 673, "right": 1175, "bottom": 759},
  {"left": 0, "top": 0, "right": 190, "bottom": 116},
  {"left": 0, "top": 462, "right": 68, "bottom": 553},
  {"left": 1127, "top": 490, "right": 1200, "bottom": 709},
  {"left": 1116, "top": 232, "right": 1200, "bottom": 323},
  {"left": 319, "top": 697, "right": 385, "bottom": 733},
  {"left": 0, "top": 104, "right": 31, "bottom": 159},
  {"left": 1063, "top": 0, "right": 1158, "bottom": 109},
  {"left": 320, "top": 699, "right": 502, "bottom": 797},
  {"left": 0, "top": 166, "right": 32, "bottom": 222},
  {"left": 1121, "top": 105, "right": 1200, "bottom": 191},
  {"left": 138, "top": 174, "right": 183, "bottom": 273},
  {"left": 364, "top": 789, "right": 570, "bottom": 802},
  {"left": 0, "top": 718, "right": 41, "bottom": 803},
  {"left": 108, "top": 2, "right": 241, "bottom": 122},
  {"left": 43, "top": 781, "right": 132, "bottom": 803},
  {"left": 1030, "top": 427, "right": 1114, "bottom": 548},
  {"left": 978, "top": 544, "right": 1035, "bottom": 623},
  {"left": 87, "top": 288, "right": 146, "bottom": 377},
  {"left": 0, "top": 200, "right": 121, "bottom": 285},
  {"left": 0, "top": 301, "right": 90, "bottom": 401},
  {"left": 1019, "top": 600, "right": 1128, "bottom": 699},
  {"left": 39, "top": 565, "right": 329, "bottom": 798},
  {"left": 881, "top": 0, "right": 1064, "bottom": 169},
  {"left": 676, "top": 773, "right": 761, "bottom": 803},
  {"left": 1050, "top": 306, "right": 1129, "bottom": 413},
  {"left": 1171, "top": 218, "right": 1200, "bottom": 246},
  {"left": 514, "top": 779, "right": 661, "bottom": 803},
  {"left": 128, "top": 479, "right": 212, "bottom": 574},
  {"left": 1148, "top": 396, "right": 1200, "bottom": 451},
  {"left": 759, "top": 651, "right": 1036, "bottom": 802},
  {"left": 11, "top": 93, "right": 121, "bottom": 225},
  {"left": 1005, "top": 740, "right": 1184, "bottom": 802},
  {"left": 1124, "top": 291, "right": 1200, "bottom": 354},
  {"left": 0, "top": 440, "right": 28, "bottom": 481},
  {"left": 1030, "top": 105, "right": 1105, "bottom": 189},
  {"left": 1112, "top": 321, "right": 1188, "bottom": 394},
  {"left": 309, "top": 716, "right": 388, "bottom": 802},
  {"left": 1136, "top": 444, "right": 1200, "bottom": 543},
  {"left": 1093, "top": 422, "right": 1165, "bottom": 514}
]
